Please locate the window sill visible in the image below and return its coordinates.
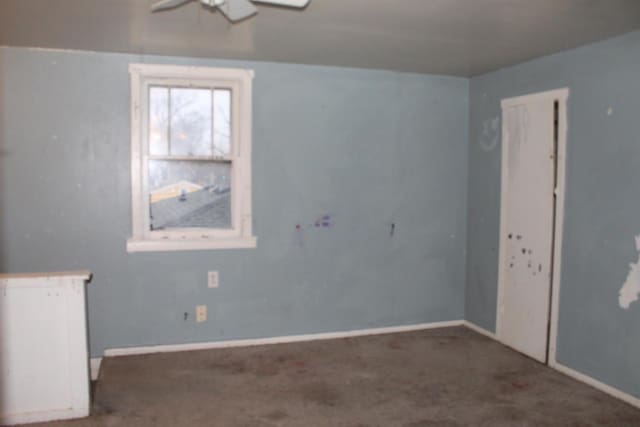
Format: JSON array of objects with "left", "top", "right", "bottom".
[{"left": 126, "top": 236, "right": 257, "bottom": 253}]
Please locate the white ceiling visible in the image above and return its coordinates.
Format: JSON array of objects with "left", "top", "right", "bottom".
[{"left": 1, "top": 0, "right": 639, "bottom": 76}]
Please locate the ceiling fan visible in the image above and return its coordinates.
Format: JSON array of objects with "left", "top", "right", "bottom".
[{"left": 151, "top": 0, "right": 310, "bottom": 23}]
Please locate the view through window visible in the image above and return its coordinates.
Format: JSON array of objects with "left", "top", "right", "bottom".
[{"left": 147, "top": 87, "right": 232, "bottom": 230}]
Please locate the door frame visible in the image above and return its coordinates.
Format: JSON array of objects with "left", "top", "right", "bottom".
[{"left": 496, "top": 88, "right": 569, "bottom": 364}]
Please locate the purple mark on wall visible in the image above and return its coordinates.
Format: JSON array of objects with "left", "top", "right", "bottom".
[
  {"left": 293, "top": 214, "right": 334, "bottom": 247},
  {"left": 316, "top": 214, "right": 333, "bottom": 228},
  {"left": 308, "top": 214, "right": 334, "bottom": 228}
]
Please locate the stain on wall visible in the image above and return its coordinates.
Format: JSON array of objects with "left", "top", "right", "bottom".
[{"left": 479, "top": 115, "right": 500, "bottom": 152}]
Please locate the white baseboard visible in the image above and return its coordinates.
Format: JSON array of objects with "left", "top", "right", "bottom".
[
  {"left": 463, "top": 320, "right": 496, "bottom": 339},
  {"left": 104, "top": 320, "right": 465, "bottom": 357},
  {"left": 550, "top": 361, "right": 640, "bottom": 409},
  {"left": 98, "top": 319, "right": 639, "bottom": 410},
  {"left": 90, "top": 357, "right": 102, "bottom": 381}
]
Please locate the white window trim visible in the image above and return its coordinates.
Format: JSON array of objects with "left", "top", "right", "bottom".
[{"left": 126, "top": 63, "right": 256, "bottom": 252}]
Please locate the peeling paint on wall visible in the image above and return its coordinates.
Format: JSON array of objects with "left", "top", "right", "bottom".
[{"left": 619, "top": 234, "right": 640, "bottom": 309}]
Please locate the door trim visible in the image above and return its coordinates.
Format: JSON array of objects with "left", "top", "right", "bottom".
[{"left": 496, "top": 88, "right": 569, "bottom": 364}]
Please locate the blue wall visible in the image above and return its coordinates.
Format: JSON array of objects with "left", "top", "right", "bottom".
[
  {"left": 466, "top": 31, "right": 640, "bottom": 398},
  {"left": 0, "top": 47, "right": 469, "bottom": 356}
]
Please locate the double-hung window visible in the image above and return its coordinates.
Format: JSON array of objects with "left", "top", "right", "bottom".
[{"left": 127, "top": 64, "right": 256, "bottom": 252}]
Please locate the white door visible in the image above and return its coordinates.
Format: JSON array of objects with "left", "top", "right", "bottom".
[{"left": 497, "top": 90, "right": 567, "bottom": 363}]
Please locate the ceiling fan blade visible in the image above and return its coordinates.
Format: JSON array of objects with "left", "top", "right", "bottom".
[
  {"left": 251, "top": 0, "right": 310, "bottom": 7},
  {"left": 151, "top": 0, "right": 194, "bottom": 11},
  {"left": 217, "top": 0, "right": 258, "bottom": 22}
]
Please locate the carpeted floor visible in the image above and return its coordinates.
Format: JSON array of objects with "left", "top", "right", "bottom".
[{"left": 25, "top": 326, "right": 640, "bottom": 426}]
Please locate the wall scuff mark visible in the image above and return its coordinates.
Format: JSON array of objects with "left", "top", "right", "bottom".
[
  {"left": 507, "top": 106, "right": 529, "bottom": 181},
  {"left": 619, "top": 234, "right": 640, "bottom": 309},
  {"left": 294, "top": 224, "right": 305, "bottom": 247},
  {"left": 479, "top": 116, "right": 500, "bottom": 152}
]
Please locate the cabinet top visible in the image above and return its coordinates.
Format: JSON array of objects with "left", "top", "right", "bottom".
[{"left": 0, "top": 270, "right": 92, "bottom": 281}]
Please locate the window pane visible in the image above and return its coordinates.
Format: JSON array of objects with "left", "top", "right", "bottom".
[
  {"left": 148, "top": 160, "right": 231, "bottom": 230},
  {"left": 149, "top": 87, "right": 169, "bottom": 155},
  {"left": 170, "top": 88, "right": 212, "bottom": 156},
  {"left": 213, "top": 89, "right": 231, "bottom": 156}
]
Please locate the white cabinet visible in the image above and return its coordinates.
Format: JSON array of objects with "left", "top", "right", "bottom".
[{"left": 0, "top": 271, "right": 91, "bottom": 425}]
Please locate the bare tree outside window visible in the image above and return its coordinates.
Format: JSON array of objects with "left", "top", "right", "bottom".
[{"left": 171, "top": 88, "right": 212, "bottom": 156}]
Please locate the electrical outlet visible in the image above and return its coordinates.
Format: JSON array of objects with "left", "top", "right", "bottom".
[
  {"left": 208, "top": 271, "right": 219, "bottom": 288},
  {"left": 196, "top": 305, "right": 207, "bottom": 323}
]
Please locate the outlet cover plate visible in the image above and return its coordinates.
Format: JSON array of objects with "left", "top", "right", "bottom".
[
  {"left": 196, "top": 305, "right": 207, "bottom": 323},
  {"left": 208, "top": 271, "right": 219, "bottom": 288}
]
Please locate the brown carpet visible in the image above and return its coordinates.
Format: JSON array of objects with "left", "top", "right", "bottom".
[{"left": 26, "top": 326, "right": 640, "bottom": 426}]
